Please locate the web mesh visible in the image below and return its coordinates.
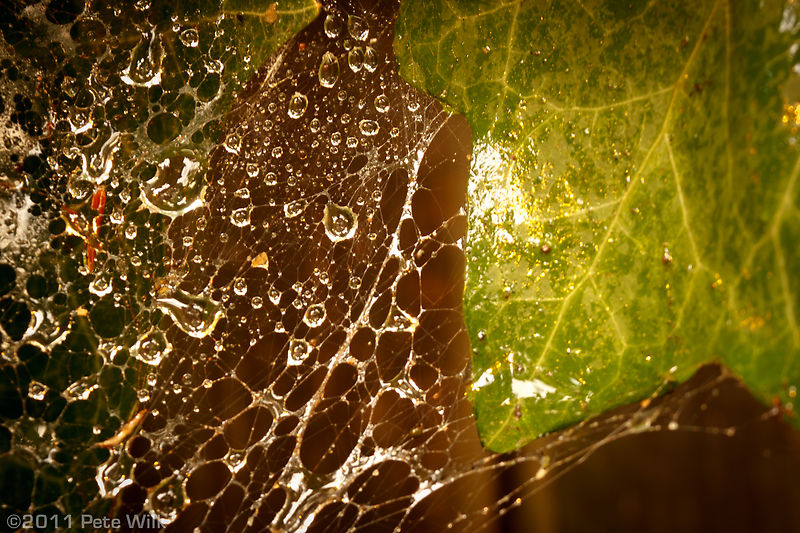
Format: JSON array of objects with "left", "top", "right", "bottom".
[{"left": 0, "top": 0, "right": 794, "bottom": 532}]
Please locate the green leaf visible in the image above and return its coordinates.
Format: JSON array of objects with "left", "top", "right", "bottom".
[{"left": 395, "top": 0, "right": 800, "bottom": 452}]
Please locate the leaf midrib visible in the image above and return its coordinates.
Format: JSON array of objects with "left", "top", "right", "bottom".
[{"left": 484, "top": 0, "right": 725, "bottom": 449}]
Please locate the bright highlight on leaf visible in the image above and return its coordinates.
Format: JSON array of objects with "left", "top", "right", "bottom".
[{"left": 395, "top": 0, "right": 800, "bottom": 452}]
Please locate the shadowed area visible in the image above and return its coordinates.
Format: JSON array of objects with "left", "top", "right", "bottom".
[{"left": 108, "top": 1, "right": 499, "bottom": 530}]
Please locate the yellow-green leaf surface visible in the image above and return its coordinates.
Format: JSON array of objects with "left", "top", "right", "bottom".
[{"left": 395, "top": 0, "right": 800, "bottom": 452}]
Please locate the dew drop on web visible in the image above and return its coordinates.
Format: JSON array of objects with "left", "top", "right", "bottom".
[
  {"left": 155, "top": 289, "right": 222, "bottom": 338},
  {"left": 230, "top": 207, "right": 251, "bottom": 227},
  {"left": 318, "top": 51, "right": 339, "bottom": 88},
  {"left": 359, "top": 119, "right": 379, "bottom": 136},
  {"left": 323, "top": 202, "right": 357, "bottom": 241},
  {"left": 288, "top": 92, "right": 308, "bottom": 119},
  {"left": 374, "top": 94, "right": 389, "bottom": 113},
  {"left": 288, "top": 338, "right": 311, "bottom": 365},
  {"left": 348, "top": 47, "right": 364, "bottom": 72},
  {"left": 347, "top": 15, "right": 368, "bottom": 41},
  {"left": 323, "top": 13, "right": 342, "bottom": 38},
  {"left": 285, "top": 199, "right": 307, "bottom": 218},
  {"left": 303, "top": 303, "right": 326, "bottom": 328},
  {"left": 132, "top": 328, "right": 172, "bottom": 365}
]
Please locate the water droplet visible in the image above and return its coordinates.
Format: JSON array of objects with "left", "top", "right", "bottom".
[
  {"left": 28, "top": 381, "right": 47, "bottom": 401},
  {"left": 265, "top": 172, "right": 278, "bottom": 186},
  {"left": 364, "top": 46, "right": 378, "bottom": 71},
  {"left": 90, "top": 275, "right": 113, "bottom": 296},
  {"left": 268, "top": 288, "right": 281, "bottom": 305},
  {"left": 179, "top": 28, "right": 199, "bottom": 47},
  {"left": 303, "top": 303, "right": 326, "bottom": 328},
  {"left": 68, "top": 178, "right": 93, "bottom": 200},
  {"left": 230, "top": 207, "right": 251, "bottom": 227},
  {"left": 125, "top": 31, "right": 163, "bottom": 86},
  {"left": 66, "top": 378, "right": 97, "bottom": 400},
  {"left": 347, "top": 15, "right": 368, "bottom": 40},
  {"left": 408, "top": 101, "right": 420, "bottom": 112},
  {"left": 284, "top": 199, "right": 306, "bottom": 218},
  {"left": 151, "top": 483, "right": 180, "bottom": 523},
  {"left": 324, "top": 13, "right": 342, "bottom": 38},
  {"left": 374, "top": 94, "right": 389, "bottom": 113},
  {"left": 141, "top": 151, "right": 205, "bottom": 217},
  {"left": 233, "top": 278, "right": 247, "bottom": 296},
  {"left": 359, "top": 119, "right": 379, "bottom": 136},
  {"left": 323, "top": 202, "right": 357, "bottom": 241},
  {"left": 318, "top": 51, "right": 339, "bottom": 88},
  {"left": 234, "top": 187, "right": 250, "bottom": 199},
  {"left": 132, "top": 328, "right": 171, "bottom": 365},
  {"left": 272, "top": 146, "right": 283, "bottom": 158},
  {"left": 288, "top": 92, "right": 308, "bottom": 119},
  {"left": 330, "top": 131, "right": 342, "bottom": 146},
  {"left": 348, "top": 47, "right": 364, "bottom": 72},
  {"left": 125, "top": 226, "right": 138, "bottom": 239},
  {"left": 156, "top": 290, "right": 223, "bottom": 338},
  {"left": 246, "top": 162, "right": 259, "bottom": 178},
  {"left": 288, "top": 339, "right": 311, "bottom": 365},
  {"left": 310, "top": 118, "right": 321, "bottom": 132},
  {"left": 385, "top": 305, "right": 413, "bottom": 331},
  {"left": 349, "top": 276, "right": 360, "bottom": 289},
  {"left": 137, "top": 389, "right": 151, "bottom": 402}
]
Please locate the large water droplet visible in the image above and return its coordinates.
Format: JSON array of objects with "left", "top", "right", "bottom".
[
  {"left": 374, "top": 94, "right": 389, "bottom": 113},
  {"left": 288, "top": 92, "right": 308, "bottom": 119},
  {"left": 230, "top": 207, "right": 251, "bottom": 227},
  {"left": 124, "top": 31, "right": 163, "bottom": 86},
  {"left": 179, "top": 28, "right": 199, "bottom": 47},
  {"left": 132, "top": 328, "right": 172, "bottom": 365},
  {"left": 364, "top": 46, "right": 378, "bottom": 71},
  {"left": 245, "top": 162, "right": 259, "bottom": 178},
  {"left": 324, "top": 13, "right": 342, "bottom": 38},
  {"left": 358, "top": 119, "right": 379, "bottom": 136},
  {"left": 28, "top": 381, "right": 47, "bottom": 401},
  {"left": 89, "top": 274, "right": 113, "bottom": 296},
  {"left": 284, "top": 199, "right": 307, "bottom": 218},
  {"left": 303, "top": 303, "right": 326, "bottom": 328},
  {"left": 233, "top": 278, "right": 247, "bottom": 296},
  {"left": 323, "top": 202, "right": 357, "bottom": 241},
  {"left": 141, "top": 151, "right": 205, "bottom": 217},
  {"left": 288, "top": 339, "right": 311, "bottom": 365},
  {"left": 318, "top": 51, "right": 339, "bottom": 88},
  {"left": 347, "top": 15, "right": 368, "bottom": 40},
  {"left": 347, "top": 47, "right": 364, "bottom": 72},
  {"left": 151, "top": 481, "right": 181, "bottom": 524},
  {"left": 67, "top": 177, "right": 93, "bottom": 200},
  {"left": 156, "top": 290, "right": 222, "bottom": 338}
]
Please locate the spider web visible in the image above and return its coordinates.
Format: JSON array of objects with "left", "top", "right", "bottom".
[{"left": 0, "top": 0, "right": 794, "bottom": 532}]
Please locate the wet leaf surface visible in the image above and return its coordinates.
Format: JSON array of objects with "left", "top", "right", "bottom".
[{"left": 395, "top": 0, "right": 800, "bottom": 451}]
